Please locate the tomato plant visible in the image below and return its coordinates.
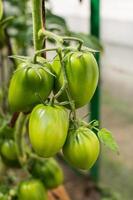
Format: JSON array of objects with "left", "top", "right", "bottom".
[{"left": 0, "top": 0, "right": 118, "bottom": 199}]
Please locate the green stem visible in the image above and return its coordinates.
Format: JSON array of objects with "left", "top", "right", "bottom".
[
  {"left": 57, "top": 101, "right": 71, "bottom": 106},
  {"left": 54, "top": 80, "right": 67, "bottom": 99},
  {"left": 57, "top": 49, "right": 76, "bottom": 120},
  {"left": 32, "top": 0, "right": 43, "bottom": 51},
  {"left": 38, "top": 29, "right": 63, "bottom": 44},
  {"left": 14, "top": 113, "right": 27, "bottom": 165},
  {"left": 39, "top": 30, "right": 84, "bottom": 50},
  {"left": 93, "top": 126, "right": 99, "bottom": 132},
  {"left": 62, "top": 36, "right": 83, "bottom": 50},
  {"left": 34, "top": 47, "right": 58, "bottom": 62},
  {"left": 29, "top": 152, "right": 46, "bottom": 162}
]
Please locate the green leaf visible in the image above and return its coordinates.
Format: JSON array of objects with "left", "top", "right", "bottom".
[
  {"left": 46, "top": 9, "right": 69, "bottom": 35},
  {"left": 92, "top": 120, "right": 99, "bottom": 127},
  {"left": 98, "top": 128, "right": 119, "bottom": 153},
  {"left": 0, "top": 0, "right": 3, "bottom": 20},
  {"left": 0, "top": 16, "right": 14, "bottom": 28}
]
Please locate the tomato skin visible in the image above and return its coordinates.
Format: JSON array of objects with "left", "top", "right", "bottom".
[
  {"left": 52, "top": 52, "right": 99, "bottom": 108},
  {"left": 0, "top": 140, "right": 18, "bottom": 166},
  {"left": 63, "top": 127, "right": 100, "bottom": 170},
  {"left": 18, "top": 179, "right": 47, "bottom": 200},
  {"left": 29, "top": 104, "right": 69, "bottom": 157},
  {"left": 8, "top": 57, "right": 54, "bottom": 112},
  {"left": 30, "top": 158, "right": 64, "bottom": 189}
]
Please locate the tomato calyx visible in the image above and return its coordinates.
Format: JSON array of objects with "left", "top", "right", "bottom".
[
  {"left": 68, "top": 118, "right": 119, "bottom": 153},
  {"left": 13, "top": 59, "right": 55, "bottom": 78},
  {"left": 68, "top": 119, "right": 100, "bottom": 139}
]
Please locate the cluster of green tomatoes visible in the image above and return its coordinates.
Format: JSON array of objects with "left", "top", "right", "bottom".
[
  {"left": 0, "top": 157, "right": 64, "bottom": 200},
  {"left": 0, "top": 41, "right": 100, "bottom": 199},
  {"left": 8, "top": 48, "right": 100, "bottom": 169}
]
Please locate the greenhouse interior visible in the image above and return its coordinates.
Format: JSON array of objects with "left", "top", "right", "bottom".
[{"left": 0, "top": 0, "right": 133, "bottom": 200}]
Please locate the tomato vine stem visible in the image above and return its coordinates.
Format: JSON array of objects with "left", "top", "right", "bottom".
[
  {"left": 39, "top": 29, "right": 84, "bottom": 50},
  {"left": 33, "top": 47, "right": 58, "bottom": 63},
  {"left": 32, "top": 0, "right": 44, "bottom": 51},
  {"left": 62, "top": 36, "right": 83, "bottom": 50},
  {"left": 29, "top": 152, "right": 47, "bottom": 162},
  {"left": 56, "top": 48, "right": 76, "bottom": 121},
  {"left": 38, "top": 29, "right": 63, "bottom": 45},
  {"left": 14, "top": 113, "right": 27, "bottom": 166}
]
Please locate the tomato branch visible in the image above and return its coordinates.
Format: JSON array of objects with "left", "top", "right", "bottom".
[
  {"left": 14, "top": 113, "right": 27, "bottom": 166},
  {"left": 38, "top": 29, "right": 63, "bottom": 45},
  {"left": 62, "top": 36, "right": 84, "bottom": 50},
  {"left": 56, "top": 48, "right": 76, "bottom": 121},
  {"left": 32, "top": 0, "right": 44, "bottom": 51},
  {"left": 39, "top": 29, "right": 84, "bottom": 50},
  {"left": 34, "top": 47, "right": 58, "bottom": 63}
]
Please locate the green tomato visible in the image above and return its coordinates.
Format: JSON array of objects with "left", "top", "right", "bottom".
[
  {"left": 52, "top": 52, "right": 99, "bottom": 108},
  {"left": 8, "top": 57, "right": 54, "bottom": 112},
  {"left": 0, "top": 0, "right": 3, "bottom": 20},
  {"left": 29, "top": 104, "right": 69, "bottom": 157},
  {"left": 30, "top": 158, "right": 64, "bottom": 189},
  {"left": 63, "top": 127, "right": 100, "bottom": 170},
  {"left": 0, "top": 140, "right": 18, "bottom": 165},
  {"left": 18, "top": 179, "right": 47, "bottom": 200}
]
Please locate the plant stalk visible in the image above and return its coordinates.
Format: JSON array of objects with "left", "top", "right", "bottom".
[
  {"left": 14, "top": 113, "right": 27, "bottom": 165},
  {"left": 57, "top": 49, "right": 76, "bottom": 120},
  {"left": 32, "top": 0, "right": 43, "bottom": 51}
]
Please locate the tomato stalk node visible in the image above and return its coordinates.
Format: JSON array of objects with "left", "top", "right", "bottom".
[{"left": 38, "top": 29, "right": 63, "bottom": 45}]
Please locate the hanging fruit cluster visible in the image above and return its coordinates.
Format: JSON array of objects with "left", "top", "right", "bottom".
[
  {"left": 0, "top": 0, "right": 119, "bottom": 199},
  {"left": 1, "top": 18, "right": 118, "bottom": 200},
  {"left": 8, "top": 33, "right": 101, "bottom": 170}
]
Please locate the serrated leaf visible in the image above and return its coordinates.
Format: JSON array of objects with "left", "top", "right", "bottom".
[
  {"left": 46, "top": 9, "right": 69, "bottom": 35},
  {"left": 92, "top": 120, "right": 99, "bottom": 127},
  {"left": 98, "top": 128, "right": 119, "bottom": 153},
  {"left": 0, "top": 0, "right": 3, "bottom": 20}
]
